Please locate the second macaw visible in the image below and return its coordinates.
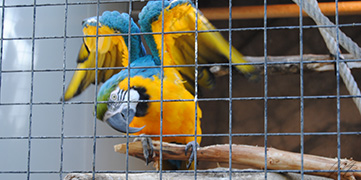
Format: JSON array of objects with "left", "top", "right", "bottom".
[
  {"left": 97, "top": 55, "right": 202, "bottom": 170},
  {"left": 139, "top": 0, "right": 259, "bottom": 93},
  {"left": 63, "top": 11, "right": 146, "bottom": 101}
]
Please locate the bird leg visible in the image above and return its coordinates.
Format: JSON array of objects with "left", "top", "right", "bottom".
[
  {"left": 134, "top": 135, "right": 154, "bottom": 165},
  {"left": 185, "top": 140, "right": 199, "bottom": 169}
]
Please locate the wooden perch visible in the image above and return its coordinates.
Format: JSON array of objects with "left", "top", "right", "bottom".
[
  {"left": 115, "top": 141, "right": 361, "bottom": 180},
  {"left": 210, "top": 54, "right": 360, "bottom": 76},
  {"left": 200, "top": 1, "right": 361, "bottom": 20},
  {"left": 64, "top": 167, "right": 332, "bottom": 180}
]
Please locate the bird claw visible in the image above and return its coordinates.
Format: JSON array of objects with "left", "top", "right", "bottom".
[
  {"left": 185, "top": 141, "right": 199, "bottom": 169},
  {"left": 134, "top": 135, "right": 153, "bottom": 165}
]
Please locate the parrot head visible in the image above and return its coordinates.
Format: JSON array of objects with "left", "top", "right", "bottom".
[{"left": 103, "top": 86, "right": 149, "bottom": 133}]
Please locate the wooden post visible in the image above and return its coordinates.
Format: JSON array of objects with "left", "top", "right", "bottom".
[{"left": 200, "top": 1, "right": 361, "bottom": 20}]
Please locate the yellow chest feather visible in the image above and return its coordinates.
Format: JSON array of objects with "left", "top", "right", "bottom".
[{"left": 118, "top": 75, "right": 202, "bottom": 144}]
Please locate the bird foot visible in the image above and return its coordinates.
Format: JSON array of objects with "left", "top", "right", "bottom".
[
  {"left": 185, "top": 140, "right": 199, "bottom": 169},
  {"left": 134, "top": 135, "right": 154, "bottom": 165}
]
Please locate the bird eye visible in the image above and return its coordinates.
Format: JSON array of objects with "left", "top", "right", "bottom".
[{"left": 110, "top": 92, "right": 118, "bottom": 101}]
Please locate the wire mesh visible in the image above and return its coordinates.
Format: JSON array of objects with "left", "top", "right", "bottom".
[{"left": 0, "top": 0, "right": 361, "bottom": 180}]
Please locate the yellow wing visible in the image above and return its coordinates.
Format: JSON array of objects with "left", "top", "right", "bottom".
[
  {"left": 63, "top": 23, "right": 129, "bottom": 101},
  {"left": 140, "top": 0, "right": 259, "bottom": 92}
]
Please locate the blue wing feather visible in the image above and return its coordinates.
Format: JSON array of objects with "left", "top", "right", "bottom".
[
  {"left": 138, "top": 1, "right": 171, "bottom": 61},
  {"left": 138, "top": 0, "right": 192, "bottom": 60},
  {"left": 84, "top": 11, "right": 147, "bottom": 61}
]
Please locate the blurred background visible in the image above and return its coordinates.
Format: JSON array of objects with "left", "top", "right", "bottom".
[
  {"left": 0, "top": 1, "right": 152, "bottom": 180},
  {"left": 0, "top": 0, "right": 361, "bottom": 179}
]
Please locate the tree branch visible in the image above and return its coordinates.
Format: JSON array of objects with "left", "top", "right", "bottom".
[
  {"left": 114, "top": 141, "right": 361, "bottom": 180},
  {"left": 210, "top": 54, "right": 359, "bottom": 76}
]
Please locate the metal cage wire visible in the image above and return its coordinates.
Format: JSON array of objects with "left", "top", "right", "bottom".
[{"left": 0, "top": 0, "right": 361, "bottom": 180}]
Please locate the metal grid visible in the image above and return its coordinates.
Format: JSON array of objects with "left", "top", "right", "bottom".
[{"left": 0, "top": 0, "right": 361, "bottom": 180}]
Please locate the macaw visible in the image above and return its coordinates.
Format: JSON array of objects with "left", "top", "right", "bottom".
[
  {"left": 63, "top": 11, "right": 146, "bottom": 101},
  {"left": 138, "top": 0, "right": 259, "bottom": 93},
  {"left": 97, "top": 55, "right": 202, "bottom": 170}
]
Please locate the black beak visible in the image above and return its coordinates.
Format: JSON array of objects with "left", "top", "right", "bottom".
[{"left": 105, "top": 109, "right": 144, "bottom": 133}]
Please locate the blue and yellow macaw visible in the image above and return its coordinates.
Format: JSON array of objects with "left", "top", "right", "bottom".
[
  {"left": 63, "top": 11, "right": 146, "bottom": 101},
  {"left": 97, "top": 55, "right": 202, "bottom": 170},
  {"left": 138, "top": 0, "right": 259, "bottom": 93},
  {"left": 75, "top": 11, "right": 201, "bottom": 170}
]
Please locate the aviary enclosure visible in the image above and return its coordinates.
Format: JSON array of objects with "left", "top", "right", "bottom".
[{"left": 0, "top": 0, "right": 361, "bottom": 180}]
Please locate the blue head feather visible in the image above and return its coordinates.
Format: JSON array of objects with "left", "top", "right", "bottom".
[
  {"left": 83, "top": 11, "right": 146, "bottom": 62},
  {"left": 97, "top": 55, "right": 161, "bottom": 119}
]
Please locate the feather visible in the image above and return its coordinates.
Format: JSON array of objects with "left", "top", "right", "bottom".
[
  {"left": 63, "top": 11, "right": 146, "bottom": 101},
  {"left": 139, "top": 0, "right": 259, "bottom": 93}
]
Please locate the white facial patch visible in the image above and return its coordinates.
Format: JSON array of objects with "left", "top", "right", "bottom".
[
  {"left": 109, "top": 87, "right": 140, "bottom": 113},
  {"left": 121, "top": 89, "right": 140, "bottom": 110}
]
